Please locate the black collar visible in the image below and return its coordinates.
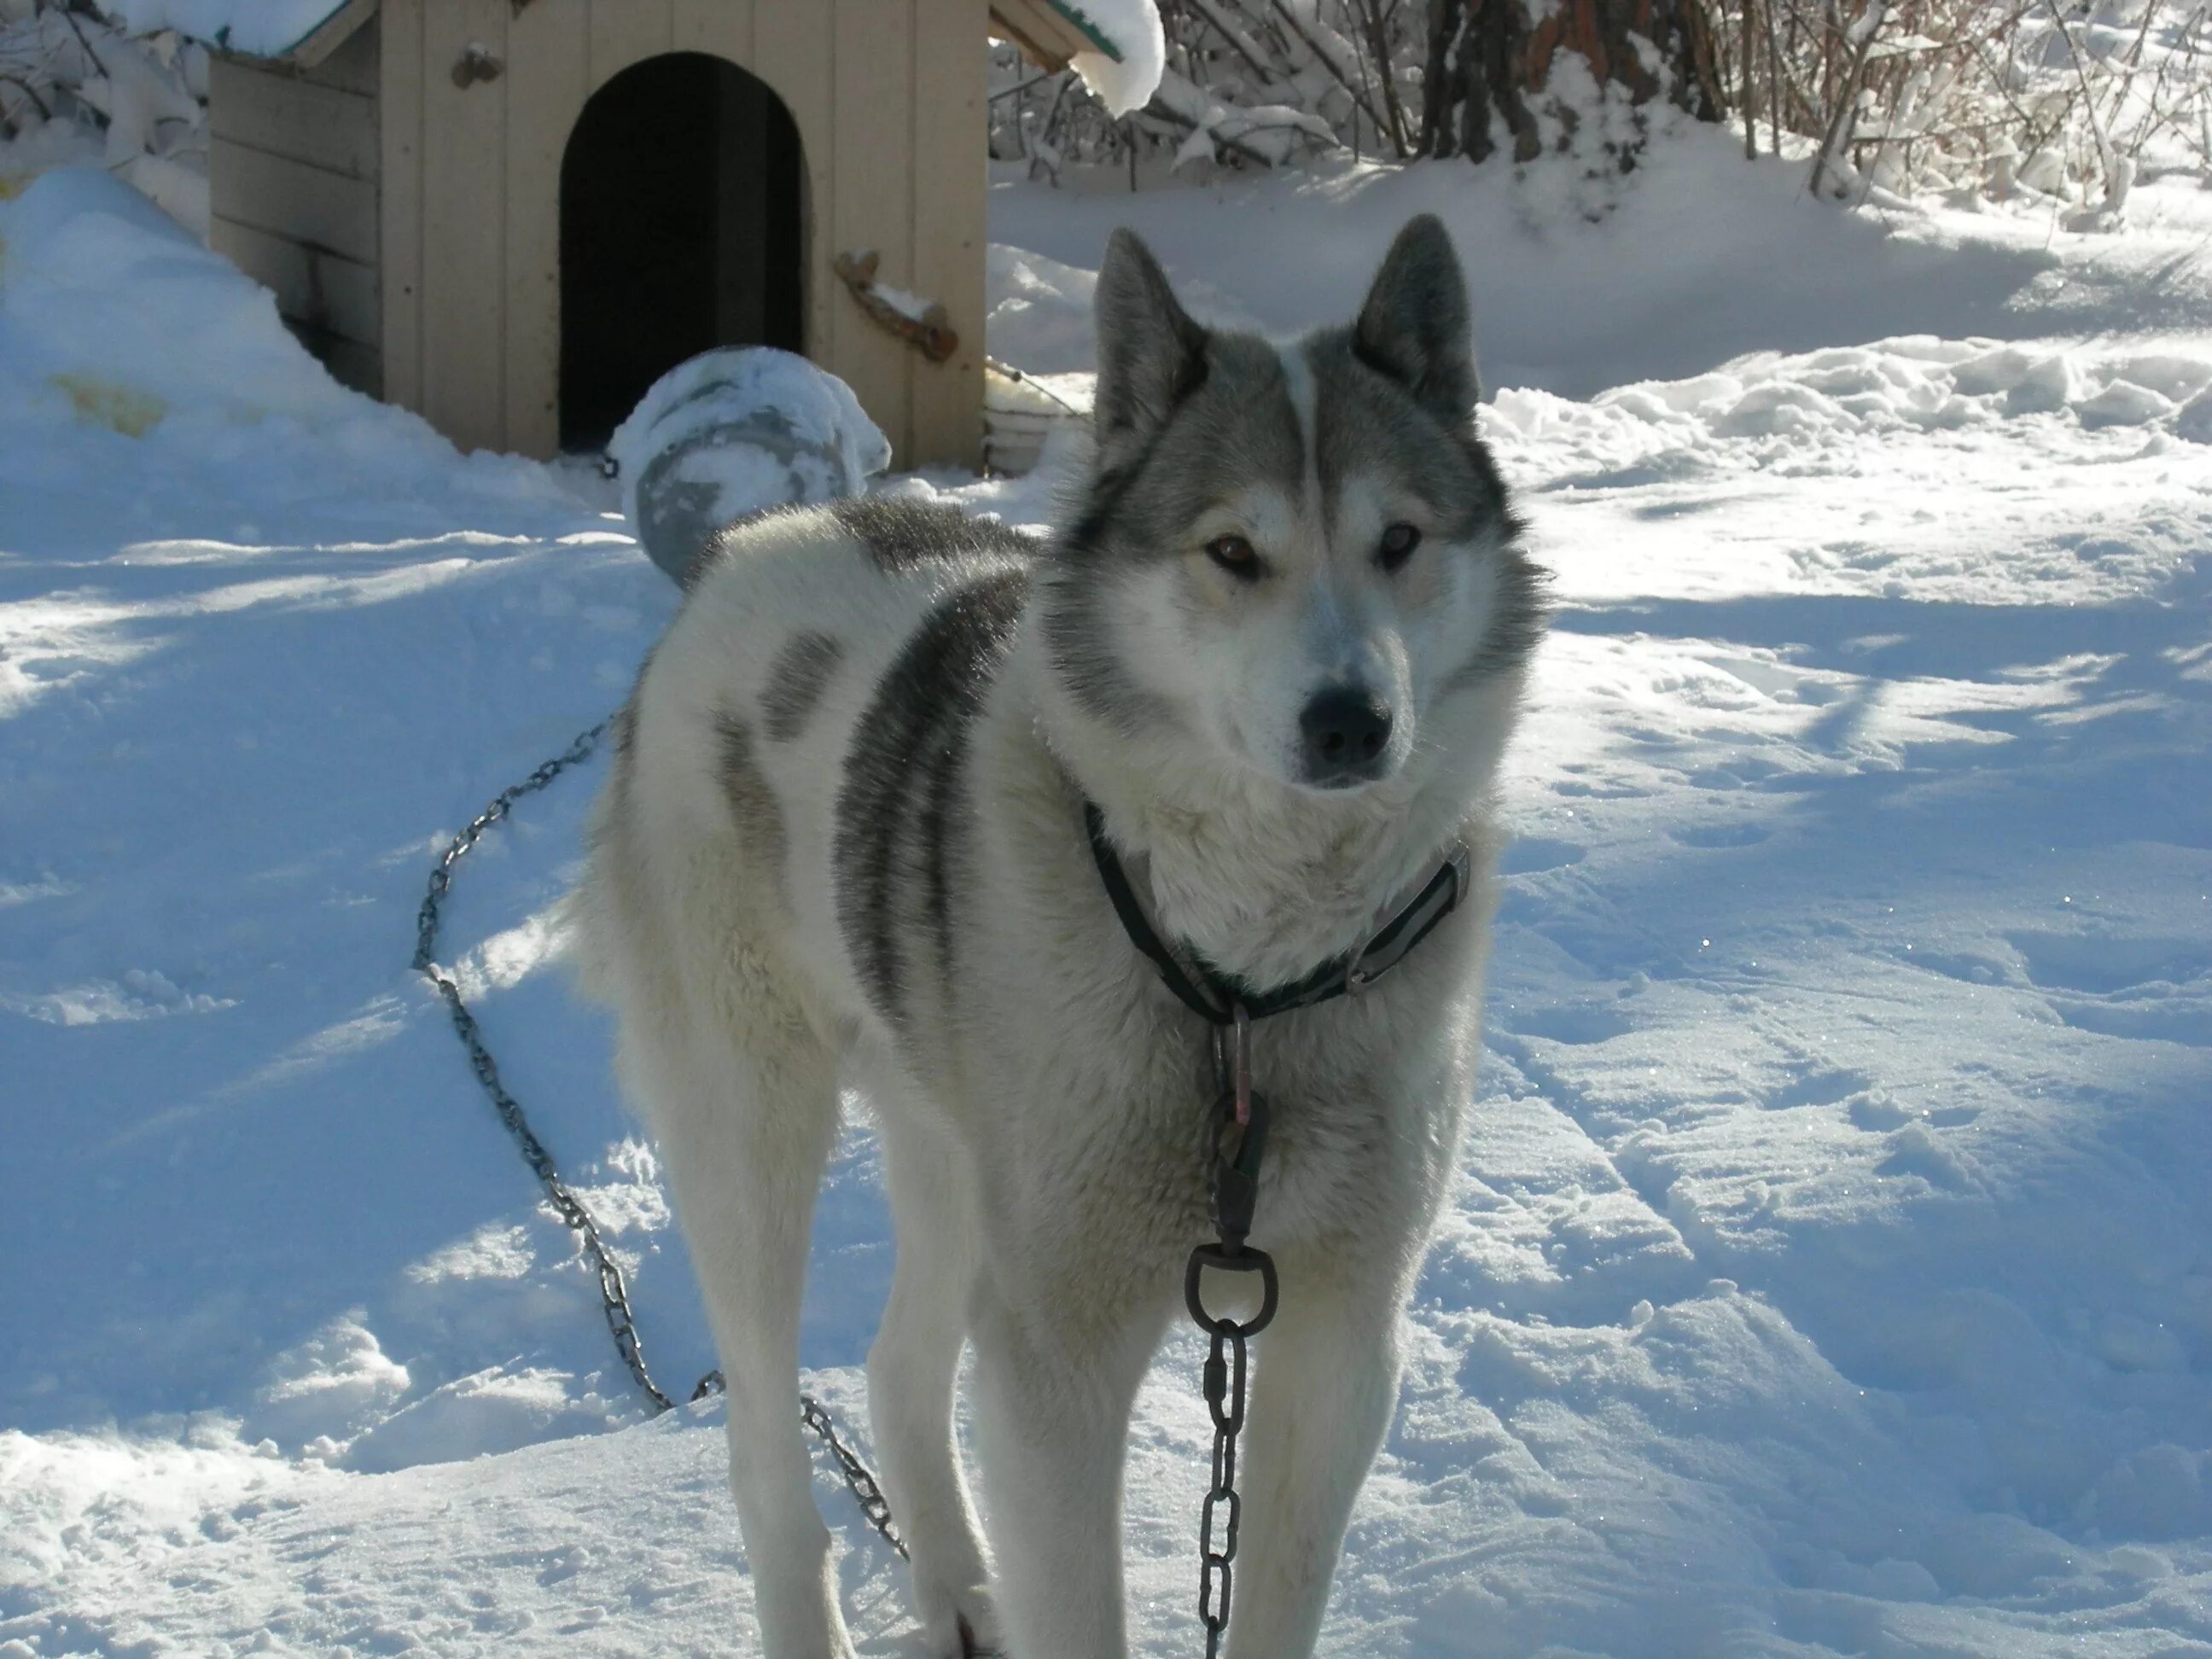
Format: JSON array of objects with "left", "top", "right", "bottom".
[{"left": 1082, "top": 801, "right": 1470, "bottom": 1026}]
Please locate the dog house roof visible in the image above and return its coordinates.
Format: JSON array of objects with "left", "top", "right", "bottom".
[
  {"left": 114, "top": 0, "right": 1158, "bottom": 101},
  {"left": 107, "top": 0, "right": 375, "bottom": 66}
]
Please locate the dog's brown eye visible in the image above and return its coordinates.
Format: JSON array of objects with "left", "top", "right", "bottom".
[
  {"left": 1378, "top": 522, "right": 1422, "bottom": 572},
  {"left": 1205, "top": 534, "right": 1260, "bottom": 578}
]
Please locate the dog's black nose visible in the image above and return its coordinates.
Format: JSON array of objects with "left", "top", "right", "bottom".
[{"left": 1298, "top": 687, "right": 1394, "bottom": 786}]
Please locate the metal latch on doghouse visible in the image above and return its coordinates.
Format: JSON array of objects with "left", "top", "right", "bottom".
[
  {"left": 451, "top": 44, "right": 504, "bottom": 88},
  {"left": 835, "top": 251, "right": 959, "bottom": 364}
]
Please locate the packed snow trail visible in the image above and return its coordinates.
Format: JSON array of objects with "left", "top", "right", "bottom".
[{"left": 5, "top": 148, "right": 2212, "bottom": 1656}]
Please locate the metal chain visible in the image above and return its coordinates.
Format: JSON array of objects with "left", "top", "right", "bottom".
[
  {"left": 1197, "top": 1318, "right": 1253, "bottom": 1656},
  {"left": 804, "top": 1397, "right": 908, "bottom": 1560},
  {"left": 410, "top": 716, "right": 905, "bottom": 1560},
  {"left": 1186, "top": 1011, "right": 1278, "bottom": 1656},
  {"left": 413, "top": 717, "right": 1289, "bottom": 1642}
]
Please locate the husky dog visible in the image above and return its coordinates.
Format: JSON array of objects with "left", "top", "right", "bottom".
[{"left": 573, "top": 215, "right": 1545, "bottom": 1658}]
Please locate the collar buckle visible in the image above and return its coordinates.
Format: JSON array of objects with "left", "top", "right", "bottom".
[{"left": 1343, "top": 841, "right": 1471, "bottom": 996}]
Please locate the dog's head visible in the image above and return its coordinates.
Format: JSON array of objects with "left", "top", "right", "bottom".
[{"left": 1043, "top": 216, "right": 1543, "bottom": 798}]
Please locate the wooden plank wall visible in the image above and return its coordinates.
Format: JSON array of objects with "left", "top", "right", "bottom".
[
  {"left": 831, "top": 0, "right": 914, "bottom": 454},
  {"left": 503, "top": 0, "right": 589, "bottom": 447},
  {"left": 207, "top": 23, "right": 383, "bottom": 396},
  {"left": 417, "top": 0, "right": 511, "bottom": 451},
  {"left": 913, "top": 0, "right": 988, "bottom": 469},
  {"left": 375, "top": 0, "right": 983, "bottom": 463},
  {"left": 378, "top": 0, "right": 424, "bottom": 412},
  {"left": 752, "top": 0, "right": 834, "bottom": 409}
]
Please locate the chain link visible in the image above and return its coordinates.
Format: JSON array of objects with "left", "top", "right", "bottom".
[
  {"left": 803, "top": 1396, "right": 910, "bottom": 1560},
  {"left": 410, "top": 717, "right": 905, "bottom": 1559},
  {"left": 1186, "top": 1010, "right": 1277, "bottom": 1657},
  {"left": 1197, "top": 1317, "right": 1253, "bottom": 1656}
]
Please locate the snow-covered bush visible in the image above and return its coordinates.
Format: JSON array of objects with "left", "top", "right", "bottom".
[
  {"left": 990, "top": 0, "right": 1426, "bottom": 178},
  {"left": 1710, "top": 0, "right": 2212, "bottom": 218},
  {"left": 0, "top": 1, "right": 205, "bottom": 230},
  {"left": 991, "top": 0, "right": 2209, "bottom": 218}
]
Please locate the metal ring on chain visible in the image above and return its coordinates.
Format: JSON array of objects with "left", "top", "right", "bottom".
[{"left": 410, "top": 717, "right": 906, "bottom": 1563}]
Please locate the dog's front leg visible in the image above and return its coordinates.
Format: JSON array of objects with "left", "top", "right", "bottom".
[
  {"left": 969, "top": 1275, "right": 1163, "bottom": 1659},
  {"left": 1218, "top": 1254, "right": 1408, "bottom": 1658}
]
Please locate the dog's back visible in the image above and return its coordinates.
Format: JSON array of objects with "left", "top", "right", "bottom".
[{"left": 576, "top": 496, "right": 1033, "bottom": 1064}]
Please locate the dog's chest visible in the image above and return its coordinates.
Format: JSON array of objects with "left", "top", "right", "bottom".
[
  {"left": 1243, "top": 1029, "right": 1434, "bottom": 1244},
  {"left": 1021, "top": 1004, "right": 1433, "bottom": 1258}
]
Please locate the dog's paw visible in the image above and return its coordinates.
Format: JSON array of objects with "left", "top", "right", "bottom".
[
  {"left": 957, "top": 1609, "right": 1006, "bottom": 1658},
  {"left": 915, "top": 1575, "right": 1003, "bottom": 1659}
]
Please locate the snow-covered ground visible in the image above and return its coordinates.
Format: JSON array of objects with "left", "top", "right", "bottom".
[{"left": 4, "top": 132, "right": 2211, "bottom": 1656}]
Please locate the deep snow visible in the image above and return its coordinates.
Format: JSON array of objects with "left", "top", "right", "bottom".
[{"left": 3, "top": 131, "right": 2211, "bottom": 1657}]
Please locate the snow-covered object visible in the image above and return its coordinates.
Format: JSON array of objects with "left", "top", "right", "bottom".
[
  {"left": 605, "top": 348, "right": 892, "bottom": 585},
  {"left": 104, "top": 0, "right": 346, "bottom": 58},
  {"left": 1062, "top": 0, "right": 1165, "bottom": 117}
]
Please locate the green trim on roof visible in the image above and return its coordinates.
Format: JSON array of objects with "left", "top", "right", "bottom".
[
  {"left": 268, "top": 3, "right": 349, "bottom": 60},
  {"left": 178, "top": 2, "right": 353, "bottom": 62},
  {"left": 1045, "top": 0, "right": 1125, "bottom": 61}
]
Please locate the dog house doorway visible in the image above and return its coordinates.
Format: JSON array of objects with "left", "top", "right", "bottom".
[{"left": 559, "top": 53, "right": 806, "bottom": 451}]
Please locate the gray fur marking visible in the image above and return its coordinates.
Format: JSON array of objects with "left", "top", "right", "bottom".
[
  {"left": 1353, "top": 214, "right": 1480, "bottom": 417},
  {"left": 1303, "top": 329, "right": 1503, "bottom": 541},
  {"left": 1091, "top": 227, "right": 1211, "bottom": 470},
  {"left": 714, "top": 713, "right": 790, "bottom": 894},
  {"left": 761, "top": 631, "right": 846, "bottom": 744},
  {"left": 833, "top": 496, "right": 1036, "bottom": 573},
  {"left": 834, "top": 571, "right": 1028, "bottom": 1029}
]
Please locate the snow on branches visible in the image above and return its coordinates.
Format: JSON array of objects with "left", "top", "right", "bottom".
[
  {"left": 992, "top": 0, "right": 1423, "bottom": 178},
  {"left": 992, "top": 0, "right": 2209, "bottom": 217},
  {"left": 1714, "top": 0, "right": 2212, "bottom": 217},
  {"left": 0, "top": 1, "right": 205, "bottom": 231}
]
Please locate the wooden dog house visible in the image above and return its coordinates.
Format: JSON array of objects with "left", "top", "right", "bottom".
[{"left": 189, "top": 0, "right": 1129, "bottom": 466}]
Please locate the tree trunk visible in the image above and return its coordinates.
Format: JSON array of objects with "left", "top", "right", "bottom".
[{"left": 1421, "top": 0, "right": 1725, "bottom": 166}]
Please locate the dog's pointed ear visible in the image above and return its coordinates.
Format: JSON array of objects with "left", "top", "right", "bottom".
[
  {"left": 1354, "top": 215, "right": 1479, "bottom": 422},
  {"left": 1092, "top": 228, "right": 1208, "bottom": 460}
]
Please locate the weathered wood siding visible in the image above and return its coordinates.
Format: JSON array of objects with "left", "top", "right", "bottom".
[
  {"left": 416, "top": 0, "right": 509, "bottom": 452},
  {"left": 376, "top": 0, "right": 985, "bottom": 465},
  {"left": 914, "top": 0, "right": 989, "bottom": 468},
  {"left": 376, "top": 0, "right": 422, "bottom": 412},
  {"left": 208, "top": 21, "right": 383, "bottom": 397}
]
